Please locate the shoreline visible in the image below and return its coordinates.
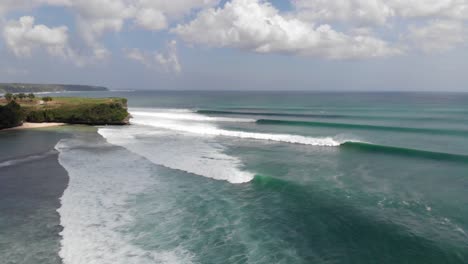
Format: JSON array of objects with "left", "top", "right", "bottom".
[{"left": 5, "top": 122, "right": 66, "bottom": 131}]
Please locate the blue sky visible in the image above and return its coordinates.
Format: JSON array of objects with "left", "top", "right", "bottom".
[{"left": 1, "top": 0, "right": 468, "bottom": 91}]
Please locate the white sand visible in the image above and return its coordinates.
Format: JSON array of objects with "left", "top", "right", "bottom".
[{"left": 6, "top": 122, "right": 66, "bottom": 130}]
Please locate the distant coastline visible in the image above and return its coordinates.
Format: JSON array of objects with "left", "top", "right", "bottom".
[{"left": 0, "top": 83, "right": 108, "bottom": 94}]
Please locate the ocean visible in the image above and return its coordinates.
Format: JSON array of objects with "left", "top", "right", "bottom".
[{"left": 1, "top": 91, "right": 467, "bottom": 263}]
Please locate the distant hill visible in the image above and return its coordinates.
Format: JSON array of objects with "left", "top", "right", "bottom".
[{"left": 0, "top": 83, "right": 108, "bottom": 94}]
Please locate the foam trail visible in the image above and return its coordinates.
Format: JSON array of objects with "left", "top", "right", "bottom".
[
  {"left": 0, "top": 150, "right": 57, "bottom": 168},
  {"left": 56, "top": 137, "right": 193, "bottom": 264},
  {"left": 130, "top": 111, "right": 340, "bottom": 147}
]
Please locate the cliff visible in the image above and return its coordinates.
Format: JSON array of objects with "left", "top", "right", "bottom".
[{"left": 0, "top": 97, "right": 130, "bottom": 129}]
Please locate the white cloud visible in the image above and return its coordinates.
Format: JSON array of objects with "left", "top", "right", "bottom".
[
  {"left": 125, "top": 40, "right": 181, "bottom": 73},
  {"left": 408, "top": 20, "right": 467, "bottom": 52},
  {"left": 293, "top": 0, "right": 468, "bottom": 25},
  {"left": 134, "top": 0, "right": 220, "bottom": 30},
  {"left": 69, "top": 0, "right": 135, "bottom": 59},
  {"left": 126, "top": 48, "right": 151, "bottom": 66},
  {"left": 389, "top": 0, "right": 468, "bottom": 19},
  {"left": 156, "top": 40, "right": 181, "bottom": 73},
  {"left": 0, "top": 0, "right": 70, "bottom": 15},
  {"left": 174, "top": 0, "right": 399, "bottom": 59},
  {"left": 53, "top": 0, "right": 218, "bottom": 58},
  {"left": 134, "top": 8, "right": 168, "bottom": 31},
  {"left": 3, "top": 16, "right": 71, "bottom": 58},
  {"left": 1, "top": 0, "right": 468, "bottom": 63},
  {"left": 293, "top": 0, "right": 393, "bottom": 25}
]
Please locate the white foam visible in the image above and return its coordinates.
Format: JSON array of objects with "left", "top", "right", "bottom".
[
  {"left": 56, "top": 138, "right": 193, "bottom": 264},
  {"left": 130, "top": 110, "right": 341, "bottom": 147},
  {"left": 98, "top": 108, "right": 342, "bottom": 183},
  {"left": 98, "top": 126, "right": 254, "bottom": 184},
  {"left": 130, "top": 108, "right": 255, "bottom": 123}
]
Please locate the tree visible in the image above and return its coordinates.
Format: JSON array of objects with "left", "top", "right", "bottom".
[
  {"left": 27, "top": 93, "right": 35, "bottom": 101},
  {"left": 0, "top": 100, "right": 24, "bottom": 129},
  {"left": 5, "top": 93, "right": 13, "bottom": 101},
  {"left": 18, "top": 93, "right": 26, "bottom": 100},
  {"left": 42, "top": 96, "right": 53, "bottom": 103}
]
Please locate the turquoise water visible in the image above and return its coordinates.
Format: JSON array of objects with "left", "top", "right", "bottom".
[{"left": 3, "top": 91, "right": 468, "bottom": 263}]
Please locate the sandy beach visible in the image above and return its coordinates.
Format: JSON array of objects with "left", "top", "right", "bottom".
[{"left": 6, "top": 122, "right": 65, "bottom": 130}]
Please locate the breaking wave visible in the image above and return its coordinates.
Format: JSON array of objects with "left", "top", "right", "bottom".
[
  {"left": 132, "top": 108, "right": 255, "bottom": 123},
  {"left": 130, "top": 110, "right": 341, "bottom": 147}
]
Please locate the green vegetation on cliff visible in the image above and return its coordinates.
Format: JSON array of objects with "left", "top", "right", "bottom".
[
  {"left": 0, "top": 101, "right": 24, "bottom": 129},
  {"left": 0, "top": 97, "right": 129, "bottom": 129},
  {"left": 0, "top": 83, "right": 108, "bottom": 94}
]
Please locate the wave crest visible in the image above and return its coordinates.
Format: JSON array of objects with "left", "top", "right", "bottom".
[{"left": 130, "top": 110, "right": 341, "bottom": 147}]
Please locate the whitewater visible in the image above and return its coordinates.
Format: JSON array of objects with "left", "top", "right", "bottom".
[
  {"left": 55, "top": 136, "right": 194, "bottom": 264},
  {"left": 98, "top": 108, "right": 344, "bottom": 184},
  {"left": 128, "top": 109, "right": 342, "bottom": 146}
]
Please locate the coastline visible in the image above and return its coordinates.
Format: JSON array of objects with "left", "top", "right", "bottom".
[{"left": 4, "top": 122, "right": 66, "bottom": 131}]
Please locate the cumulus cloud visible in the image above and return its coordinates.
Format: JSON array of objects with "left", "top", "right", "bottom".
[
  {"left": 174, "top": 0, "right": 400, "bottom": 59},
  {"left": 156, "top": 40, "right": 182, "bottom": 73},
  {"left": 290, "top": 0, "right": 468, "bottom": 56},
  {"left": 126, "top": 48, "right": 151, "bottom": 66},
  {"left": 389, "top": 0, "right": 468, "bottom": 19},
  {"left": 69, "top": 0, "right": 135, "bottom": 59},
  {"left": 134, "top": 0, "right": 220, "bottom": 30},
  {"left": 3, "top": 16, "right": 71, "bottom": 58},
  {"left": 134, "top": 8, "right": 168, "bottom": 31},
  {"left": 408, "top": 20, "right": 467, "bottom": 52},
  {"left": 293, "top": 0, "right": 393, "bottom": 25},
  {"left": 126, "top": 40, "right": 181, "bottom": 73},
  {"left": 57, "top": 0, "right": 218, "bottom": 58},
  {"left": 293, "top": 0, "right": 468, "bottom": 25},
  {"left": 0, "top": 0, "right": 215, "bottom": 63},
  {"left": 0, "top": 0, "right": 70, "bottom": 15},
  {"left": 1, "top": 0, "right": 468, "bottom": 63}
]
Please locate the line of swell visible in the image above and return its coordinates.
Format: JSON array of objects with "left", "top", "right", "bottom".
[
  {"left": 131, "top": 110, "right": 468, "bottom": 162},
  {"left": 198, "top": 110, "right": 346, "bottom": 118},
  {"left": 257, "top": 119, "right": 468, "bottom": 136},
  {"left": 341, "top": 142, "right": 468, "bottom": 163},
  {"left": 198, "top": 110, "right": 468, "bottom": 123}
]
